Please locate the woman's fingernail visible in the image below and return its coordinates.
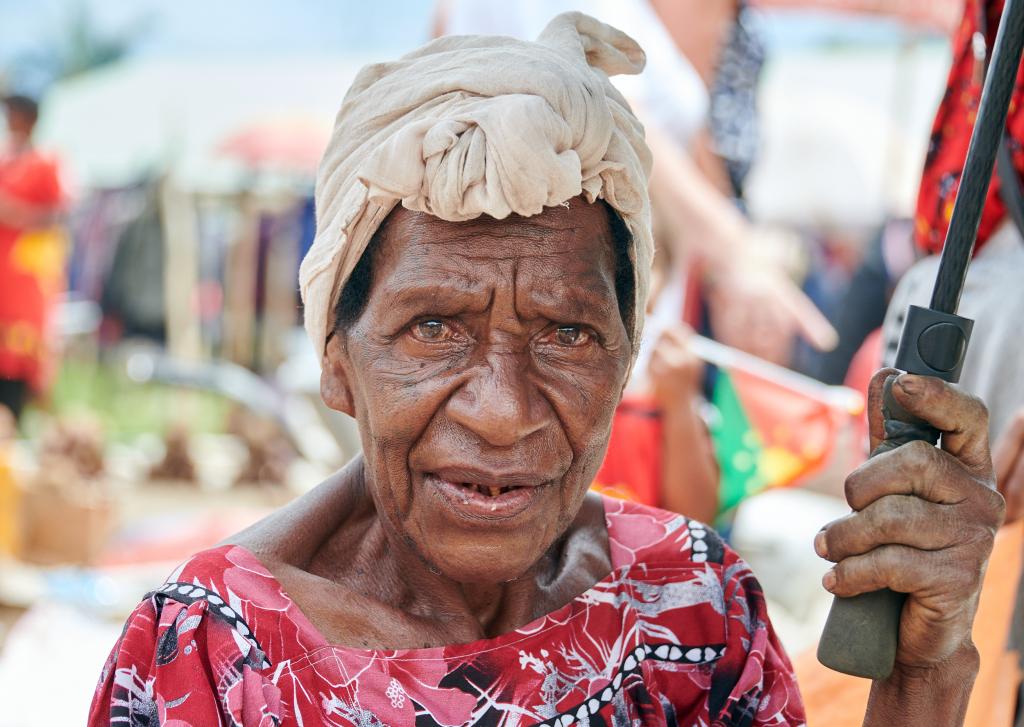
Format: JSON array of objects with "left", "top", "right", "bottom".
[
  {"left": 814, "top": 531, "right": 828, "bottom": 559},
  {"left": 822, "top": 570, "right": 837, "bottom": 592}
]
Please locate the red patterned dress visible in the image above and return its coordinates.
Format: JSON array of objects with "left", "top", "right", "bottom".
[{"left": 88, "top": 497, "right": 805, "bottom": 726}]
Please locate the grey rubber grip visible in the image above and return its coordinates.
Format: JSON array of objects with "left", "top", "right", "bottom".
[{"left": 816, "top": 376, "right": 939, "bottom": 679}]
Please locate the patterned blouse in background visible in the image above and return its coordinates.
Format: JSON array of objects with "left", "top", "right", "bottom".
[
  {"left": 709, "top": 1, "right": 766, "bottom": 200},
  {"left": 88, "top": 497, "right": 805, "bottom": 726},
  {"left": 915, "top": 0, "right": 1024, "bottom": 255}
]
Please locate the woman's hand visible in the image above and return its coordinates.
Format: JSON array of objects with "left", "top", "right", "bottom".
[
  {"left": 643, "top": 121, "right": 837, "bottom": 365},
  {"left": 704, "top": 259, "right": 837, "bottom": 365},
  {"left": 815, "top": 370, "right": 1004, "bottom": 725},
  {"left": 648, "top": 326, "right": 703, "bottom": 409},
  {"left": 993, "top": 409, "right": 1024, "bottom": 524}
]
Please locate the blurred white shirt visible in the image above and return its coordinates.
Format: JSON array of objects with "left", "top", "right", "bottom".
[
  {"left": 442, "top": 0, "right": 709, "bottom": 147},
  {"left": 882, "top": 221, "right": 1024, "bottom": 441}
]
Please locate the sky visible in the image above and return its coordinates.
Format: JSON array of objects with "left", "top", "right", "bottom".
[
  {"left": 0, "top": 0, "right": 944, "bottom": 94},
  {"left": 0, "top": 0, "right": 437, "bottom": 94}
]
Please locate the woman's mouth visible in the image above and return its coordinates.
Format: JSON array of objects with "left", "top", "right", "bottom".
[
  {"left": 425, "top": 473, "right": 549, "bottom": 521},
  {"left": 457, "top": 483, "right": 517, "bottom": 497}
]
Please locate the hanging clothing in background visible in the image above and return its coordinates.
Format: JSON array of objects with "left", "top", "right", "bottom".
[
  {"left": 100, "top": 188, "right": 166, "bottom": 341},
  {"left": 66, "top": 183, "right": 151, "bottom": 303},
  {"left": 297, "top": 195, "right": 316, "bottom": 267}
]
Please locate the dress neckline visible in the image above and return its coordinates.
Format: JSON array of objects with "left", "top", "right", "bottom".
[{"left": 224, "top": 494, "right": 636, "bottom": 660}]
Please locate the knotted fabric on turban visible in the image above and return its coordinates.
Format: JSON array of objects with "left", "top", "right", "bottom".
[{"left": 299, "top": 11, "right": 654, "bottom": 359}]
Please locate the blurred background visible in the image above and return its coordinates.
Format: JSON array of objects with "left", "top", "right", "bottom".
[{"left": 0, "top": 0, "right": 979, "bottom": 723}]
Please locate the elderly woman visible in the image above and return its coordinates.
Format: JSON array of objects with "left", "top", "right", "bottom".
[{"left": 89, "top": 13, "right": 1002, "bottom": 727}]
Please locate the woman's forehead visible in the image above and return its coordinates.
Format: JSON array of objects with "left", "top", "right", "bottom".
[{"left": 372, "top": 201, "right": 619, "bottom": 283}]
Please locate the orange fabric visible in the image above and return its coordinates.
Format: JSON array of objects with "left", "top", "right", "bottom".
[
  {"left": 0, "top": 149, "right": 64, "bottom": 390},
  {"left": 794, "top": 520, "right": 1023, "bottom": 727},
  {"left": 729, "top": 367, "right": 844, "bottom": 489},
  {"left": 843, "top": 328, "right": 883, "bottom": 402}
]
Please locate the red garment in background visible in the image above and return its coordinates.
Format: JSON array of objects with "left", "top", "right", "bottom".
[
  {"left": 88, "top": 497, "right": 804, "bottom": 726},
  {"left": 593, "top": 396, "right": 663, "bottom": 507},
  {"left": 0, "top": 148, "right": 64, "bottom": 390},
  {"left": 915, "top": 0, "right": 1024, "bottom": 255},
  {"left": 593, "top": 277, "right": 705, "bottom": 509}
]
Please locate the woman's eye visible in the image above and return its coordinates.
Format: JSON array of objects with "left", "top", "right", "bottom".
[
  {"left": 554, "top": 325, "right": 590, "bottom": 347},
  {"left": 412, "top": 319, "right": 448, "bottom": 341}
]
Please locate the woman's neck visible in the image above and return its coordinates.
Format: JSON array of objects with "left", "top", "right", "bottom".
[
  {"left": 233, "top": 456, "right": 612, "bottom": 648},
  {"left": 332, "top": 479, "right": 580, "bottom": 640}
]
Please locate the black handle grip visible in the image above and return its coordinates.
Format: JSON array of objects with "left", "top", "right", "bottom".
[{"left": 816, "top": 376, "right": 940, "bottom": 679}]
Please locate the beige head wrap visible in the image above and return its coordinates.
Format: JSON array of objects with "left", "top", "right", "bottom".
[{"left": 299, "top": 11, "right": 654, "bottom": 358}]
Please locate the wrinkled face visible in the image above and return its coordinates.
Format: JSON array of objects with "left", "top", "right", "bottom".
[{"left": 322, "top": 200, "right": 632, "bottom": 583}]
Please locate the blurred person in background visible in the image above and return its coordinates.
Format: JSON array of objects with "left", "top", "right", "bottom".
[
  {"left": 437, "top": 0, "right": 839, "bottom": 368},
  {"left": 880, "top": 0, "right": 1024, "bottom": 519},
  {"left": 0, "top": 94, "right": 65, "bottom": 423},
  {"left": 643, "top": 0, "right": 822, "bottom": 366},
  {"left": 781, "top": 0, "right": 965, "bottom": 387},
  {"left": 659, "top": 0, "right": 961, "bottom": 373},
  {"left": 594, "top": 222, "right": 720, "bottom": 523},
  {"left": 641, "top": 324, "right": 721, "bottom": 520}
]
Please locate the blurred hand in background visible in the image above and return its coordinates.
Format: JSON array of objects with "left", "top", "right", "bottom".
[
  {"left": 705, "top": 254, "right": 838, "bottom": 366},
  {"left": 648, "top": 325, "right": 720, "bottom": 524}
]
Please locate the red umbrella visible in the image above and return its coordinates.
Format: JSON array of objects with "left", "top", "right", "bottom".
[{"left": 217, "top": 116, "right": 331, "bottom": 173}]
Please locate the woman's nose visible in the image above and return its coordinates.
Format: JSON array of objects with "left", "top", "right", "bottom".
[{"left": 445, "top": 353, "right": 552, "bottom": 448}]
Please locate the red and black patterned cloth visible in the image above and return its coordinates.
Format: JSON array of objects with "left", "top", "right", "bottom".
[
  {"left": 915, "top": 0, "right": 1024, "bottom": 255},
  {"left": 88, "top": 497, "right": 804, "bottom": 726}
]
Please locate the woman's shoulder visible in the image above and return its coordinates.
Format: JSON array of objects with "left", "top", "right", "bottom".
[
  {"left": 154, "top": 543, "right": 311, "bottom": 657},
  {"left": 88, "top": 547, "right": 283, "bottom": 726},
  {"left": 163, "top": 542, "right": 270, "bottom": 592},
  {"left": 89, "top": 546, "right": 288, "bottom": 717},
  {"left": 602, "top": 495, "right": 733, "bottom": 571},
  {"left": 599, "top": 496, "right": 802, "bottom": 723},
  {"left": 143, "top": 544, "right": 277, "bottom": 662}
]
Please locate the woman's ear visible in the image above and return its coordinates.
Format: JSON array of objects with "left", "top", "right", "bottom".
[{"left": 321, "top": 334, "right": 355, "bottom": 416}]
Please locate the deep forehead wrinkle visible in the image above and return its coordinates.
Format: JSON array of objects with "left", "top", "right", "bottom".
[
  {"left": 400, "top": 236, "right": 597, "bottom": 271},
  {"left": 381, "top": 230, "right": 617, "bottom": 322},
  {"left": 362, "top": 200, "right": 622, "bottom": 325},
  {"left": 517, "top": 266, "right": 619, "bottom": 323},
  {"left": 381, "top": 279, "right": 494, "bottom": 319}
]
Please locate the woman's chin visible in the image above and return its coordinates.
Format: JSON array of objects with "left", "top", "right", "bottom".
[{"left": 420, "top": 543, "right": 545, "bottom": 586}]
